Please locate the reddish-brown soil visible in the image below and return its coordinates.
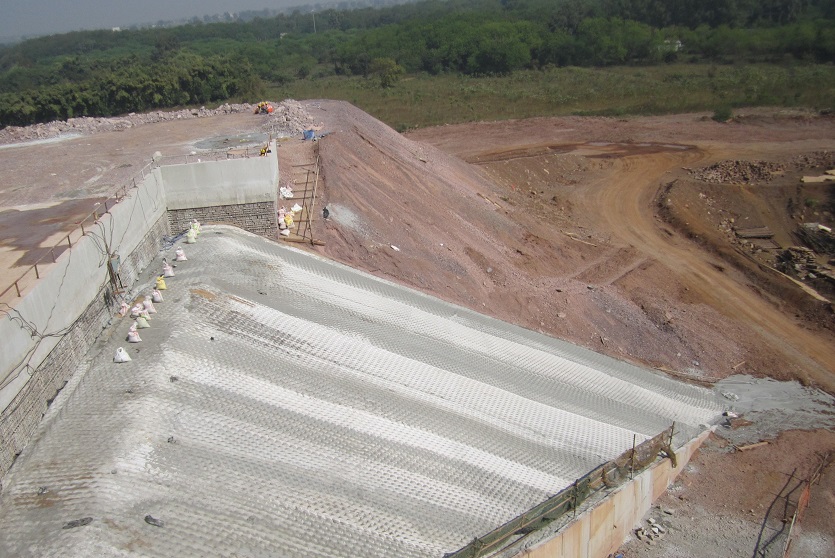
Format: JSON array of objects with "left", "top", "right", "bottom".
[
  {"left": 300, "top": 103, "right": 835, "bottom": 393},
  {"left": 619, "top": 430, "right": 835, "bottom": 557}
]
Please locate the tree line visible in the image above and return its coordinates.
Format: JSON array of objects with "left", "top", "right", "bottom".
[
  {"left": 1, "top": 0, "right": 833, "bottom": 127},
  {"left": 0, "top": 53, "right": 260, "bottom": 126}
]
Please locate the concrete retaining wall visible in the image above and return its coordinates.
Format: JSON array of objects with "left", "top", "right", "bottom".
[
  {"left": 515, "top": 430, "right": 711, "bottom": 558},
  {"left": 0, "top": 172, "right": 169, "bottom": 482}
]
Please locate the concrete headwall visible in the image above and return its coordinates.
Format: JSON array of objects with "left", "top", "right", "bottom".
[
  {"left": 162, "top": 143, "right": 278, "bottom": 236},
  {"left": 162, "top": 152, "right": 277, "bottom": 210},
  {"left": 515, "top": 430, "right": 711, "bottom": 558},
  {"left": 0, "top": 171, "right": 169, "bottom": 481}
]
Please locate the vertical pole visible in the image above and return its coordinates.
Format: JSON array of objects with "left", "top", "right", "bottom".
[
  {"left": 630, "top": 434, "right": 637, "bottom": 479},
  {"left": 14, "top": 280, "right": 21, "bottom": 297},
  {"left": 67, "top": 235, "right": 73, "bottom": 248},
  {"left": 34, "top": 264, "right": 40, "bottom": 279},
  {"left": 572, "top": 482, "right": 578, "bottom": 517},
  {"left": 309, "top": 153, "right": 320, "bottom": 245}
]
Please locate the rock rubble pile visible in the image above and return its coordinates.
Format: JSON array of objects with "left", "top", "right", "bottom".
[
  {"left": 634, "top": 510, "right": 674, "bottom": 546},
  {"left": 688, "top": 160, "right": 784, "bottom": 184},
  {"left": 0, "top": 100, "right": 315, "bottom": 146},
  {"left": 256, "top": 99, "right": 318, "bottom": 137}
]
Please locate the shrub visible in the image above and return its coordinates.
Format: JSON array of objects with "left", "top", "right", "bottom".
[{"left": 712, "top": 105, "right": 733, "bottom": 122}]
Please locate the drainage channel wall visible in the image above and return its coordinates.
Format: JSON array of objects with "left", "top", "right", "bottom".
[
  {"left": 513, "top": 430, "right": 711, "bottom": 558},
  {"left": 0, "top": 169, "right": 168, "bottom": 482},
  {"left": 0, "top": 150, "right": 278, "bottom": 485}
]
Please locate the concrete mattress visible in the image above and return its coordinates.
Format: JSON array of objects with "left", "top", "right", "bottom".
[{"left": 0, "top": 226, "right": 721, "bottom": 557}]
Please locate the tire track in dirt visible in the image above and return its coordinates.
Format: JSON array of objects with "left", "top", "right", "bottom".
[{"left": 587, "top": 149, "right": 835, "bottom": 387}]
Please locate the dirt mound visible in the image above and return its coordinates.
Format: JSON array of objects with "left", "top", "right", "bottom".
[{"left": 314, "top": 101, "right": 530, "bottom": 308}]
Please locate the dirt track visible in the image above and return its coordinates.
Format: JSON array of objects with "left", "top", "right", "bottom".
[
  {"left": 589, "top": 148, "right": 835, "bottom": 386},
  {"left": 404, "top": 113, "right": 835, "bottom": 391}
]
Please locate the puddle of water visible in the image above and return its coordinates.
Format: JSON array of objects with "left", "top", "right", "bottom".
[
  {"left": 0, "top": 133, "right": 84, "bottom": 151},
  {"left": 585, "top": 141, "right": 690, "bottom": 151},
  {"left": 194, "top": 132, "right": 269, "bottom": 150}
]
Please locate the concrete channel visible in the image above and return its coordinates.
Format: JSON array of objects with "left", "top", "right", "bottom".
[{"left": 0, "top": 225, "right": 722, "bottom": 558}]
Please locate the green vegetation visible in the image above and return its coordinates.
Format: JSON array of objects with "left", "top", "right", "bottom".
[
  {"left": 1, "top": 0, "right": 834, "bottom": 127},
  {"left": 712, "top": 105, "right": 733, "bottom": 122},
  {"left": 270, "top": 64, "right": 835, "bottom": 130}
]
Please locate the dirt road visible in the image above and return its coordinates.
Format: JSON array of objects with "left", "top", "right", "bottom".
[
  {"left": 407, "top": 113, "right": 835, "bottom": 391},
  {"left": 586, "top": 147, "right": 835, "bottom": 385}
]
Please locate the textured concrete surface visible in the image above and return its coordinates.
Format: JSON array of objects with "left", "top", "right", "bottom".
[
  {"left": 0, "top": 213, "right": 170, "bottom": 482},
  {"left": 0, "top": 226, "right": 722, "bottom": 558}
]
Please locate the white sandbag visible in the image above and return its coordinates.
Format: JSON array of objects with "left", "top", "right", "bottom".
[
  {"left": 291, "top": 203, "right": 303, "bottom": 213},
  {"left": 130, "top": 304, "right": 144, "bottom": 318},
  {"left": 162, "top": 262, "right": 175, "bottom": 278},
  {"left": 118, "top": 301, "right": 129, "bottom": 317},
  {"left": 114, "top": 347, "right": 132, "bottom": 363},
  {"left": 280, "top": 229, "right": 290, "bottom": 237},
  {"left": 143, "top": 297, "right": 157, "bottom": 314},
  {"left": 175, "top": 247, "right": 187, "bottom": 261},
  {"left": 152, "top": 289, "right": 164, "bottom": 303},
  {"left": 127, "top": 330, "right": 142, "bottom": 343}
]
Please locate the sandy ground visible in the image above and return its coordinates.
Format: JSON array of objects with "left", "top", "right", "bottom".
[{"left": 2, "top": 102, "right": 835, "bottom": 556}]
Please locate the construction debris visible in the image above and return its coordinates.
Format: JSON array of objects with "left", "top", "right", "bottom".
[
  {"left": 62, "top": 517, "right": 93, "bottom": 529},
  {"left": 795, "top": 223, "right": 835, "bottom": 255},
  {"left": 689, "top": 160, "right": 784, "bottom": 184},
  {"left": 634, "top": 514, "right": 673, "bottom": 545},
  {"left": 776, "top": 246, "right": 818, "bottom": 277},
  {"left": 800, "top": 174, "right": 835, "bottom": 183},
  {"left": 734, "top": 227, "right": 774, "bottom": 239},
  {"left": 0, "top": 99, "right": 316, "bottom": 146}
]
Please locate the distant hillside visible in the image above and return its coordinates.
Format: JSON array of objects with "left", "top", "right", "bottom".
[{"left": 1, "top": 0, "right": 834, "bottom": 127}]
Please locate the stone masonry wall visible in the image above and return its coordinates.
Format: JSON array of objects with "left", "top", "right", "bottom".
[
  {"left": 0, "top": 214, "right": 169, "bottom": 486},
  {"left": 168, "top": 202, "right": 277, "bottom": 238}
]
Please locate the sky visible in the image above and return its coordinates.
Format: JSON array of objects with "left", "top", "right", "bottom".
[{"left": 0, "top": 1, "right": 305, "bottom": 40}]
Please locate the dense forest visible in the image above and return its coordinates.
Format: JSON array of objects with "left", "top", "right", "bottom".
[{"left": 1, "top": 0, "right": 833, "bottom": 127}]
